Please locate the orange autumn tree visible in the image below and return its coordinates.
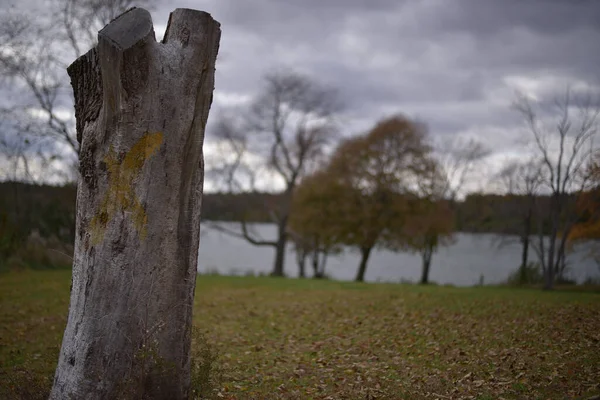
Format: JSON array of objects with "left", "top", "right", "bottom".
[
  {"left": 288, "top": 171, "right": 343, "bottom": 278},
  {"left": 570, "top": 190, "right": 600, "bottom": 239},
  {"left": 568, "top": 152, "right": 600, "bottom": 263},
  {"left": 294, "top": 115, "right": 431, "bottom": 282}
]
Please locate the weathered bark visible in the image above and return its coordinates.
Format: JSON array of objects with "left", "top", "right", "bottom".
[
  {"left": 50, "top": 8, "right": 220, "bottom": 400},
  {"left": 354, "top": 246, "right": 372, "bottom": 282}
]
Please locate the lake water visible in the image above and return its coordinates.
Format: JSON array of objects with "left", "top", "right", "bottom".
[{"left": 197, "top": 222, "right": 599, "bottom": 286}]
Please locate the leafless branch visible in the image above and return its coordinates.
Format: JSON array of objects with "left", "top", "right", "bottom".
[
  {"left": 513, "top": 87, "right": 599, "bottom": 288},
  {"left": 0, "top": 0, "right": 155, "bottom": 182},
  {"left": 206, "top": 69, "right": 342, "bottom": 274},
  {"left": 435, "top": 136, "right": 490, "bottom": 201},
  {"left": 248, "top": 70, "right": 340, "bottom": 188},
  {"left": 206, "top": 221, "right": 277, "bottom": 247}
]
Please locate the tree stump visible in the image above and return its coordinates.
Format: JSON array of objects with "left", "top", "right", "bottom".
[{"left": 50, "top": 8, "right": 220, "bottom": 399}]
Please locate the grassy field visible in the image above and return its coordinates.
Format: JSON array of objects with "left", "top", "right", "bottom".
[{"left": 1, "top": 270, "right": 599, "bottom": 399}]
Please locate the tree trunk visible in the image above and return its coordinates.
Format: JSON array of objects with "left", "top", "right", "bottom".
[
  {"left": 520, "top": 235, "right": 529, "bottom": 282},
  {"left": 354, "top": 246, "right": 372, "bottom": 282},
  {"left": 50, "top": 8, "right": 220, "bottom": 400},
  {"left": 312, "top": 251, "right": 319, "bottom": 278},
  {"left": 271, "top": 219, "right": 287, "bottom": 277},
  {"left": 295, "top": 246, "right": 306, "bottom": 278},
  {"left": 545, "top": 237, "right": 556, "bottom": 290},
  {"left": 519, "top": 205, "right": 532, "bottom": 283},
  {"left": 544, "top": 196, "right": 560, "bottom": 290},
  {"left": 311, "top": 248, "right": 324, "bottom": 279},
  {"left": 555, "top": 239, "right": 568, "bottom": 281},
  {"left": 319, "top": 252, "right": 329, "bottom": 279},
  {"left": 420, "top": 249, "right": 432, "bottom": 285}
]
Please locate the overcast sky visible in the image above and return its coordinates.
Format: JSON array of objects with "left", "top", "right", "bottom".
[
  {"left": 156, "top": 0, "right": 600, "bottom": 191},
  {"left": 3, "top": 0, "right": 600, "bottom": 190}
]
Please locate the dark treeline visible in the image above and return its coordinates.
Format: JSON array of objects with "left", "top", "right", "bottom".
[
  {"left": 457, "top": 193, "right": 557, "bottom": 235},
  {"left": 201, "top": 191, "right": 285, "bottom": 223},
  {"left": 0, "top": 182, "right": 76, "bottom": 269},
  {"left": 1, "top": 182, "right": 76, "bottom": 251},
  {"left": 204, "top": 190, "right": 565, "bottom": 236},
  {"left": 0, "top": 181, "right": 579, "bottom": 250},
  {"left": 206, "top": 191, "right": 576, "bottom": 237}
]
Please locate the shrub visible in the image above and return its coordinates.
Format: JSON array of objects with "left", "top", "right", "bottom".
[
  {"left": 582, "top": 275, "right": 600, "bottom": 285},
  {"left": 0, "top": 211, "right": 23, "bottom": 268},
  {"left": 6, "top": 233, "right": 72, "bottom": 270},
  {"left": 555, "top": 275, "right": 577, "bottom": 285},
  {"left": 506, "top": 262, "right": 544, "bottom": 285}
]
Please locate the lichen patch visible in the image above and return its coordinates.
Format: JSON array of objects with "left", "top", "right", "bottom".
[{"left": 90, "top": 132, "right": 163, "bottom": 244}]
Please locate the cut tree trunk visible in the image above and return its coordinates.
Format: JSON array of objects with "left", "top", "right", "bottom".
[{"left": 50, "top": 8, "right": 220, "bottom": 400}]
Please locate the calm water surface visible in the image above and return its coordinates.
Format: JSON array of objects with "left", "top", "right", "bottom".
[{"left": 197, "top": 222, "right": 599, "bottom": 286}]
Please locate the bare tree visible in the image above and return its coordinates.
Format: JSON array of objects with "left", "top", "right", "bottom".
[
  {"left": 495, "top": 158, "right": 543, "bottom": 282},
  {"left": 406, "top": 136, "right": 490, "bottom": 284},
  {"left": 57, "top": 0, "right": 152, "bottom": 57},
  {"left": 0, "top": 124, "right": 31, "bottom": 182},
  {"left": 204, "top": 115, "right": 256, "bottom": 192},
  {"left": 210, "top": 70, "right": 341, "bottom": 276},
  {"left": 0, "top": 9, "right": 30, "bottom": 61},
  {"left": 0, "top": 0, "right": 154, "bottom": 181},
  {"left": 435, "top": 136, "right": 491, "bottom": 201},
  {"left": 514, "top": 88, "right": 599, "bottom": 289},
  {"left": 406, "top": 154, "right": 453, "bottom": 284}
]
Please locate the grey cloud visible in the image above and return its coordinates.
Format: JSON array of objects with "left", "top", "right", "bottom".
[
  {"left": 3, "top": 0, "right": 599, "bottom": 183},
  {"left": 429, "top": 0, "right": 600, "bottom": 38}
]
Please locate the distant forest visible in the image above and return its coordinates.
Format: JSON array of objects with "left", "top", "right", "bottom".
[
  {"left": 201, "top": 190, "right": 562, "bottom": 235},
  {"left": 0, "top": 180, "right": 571, "bottom": 248}
]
